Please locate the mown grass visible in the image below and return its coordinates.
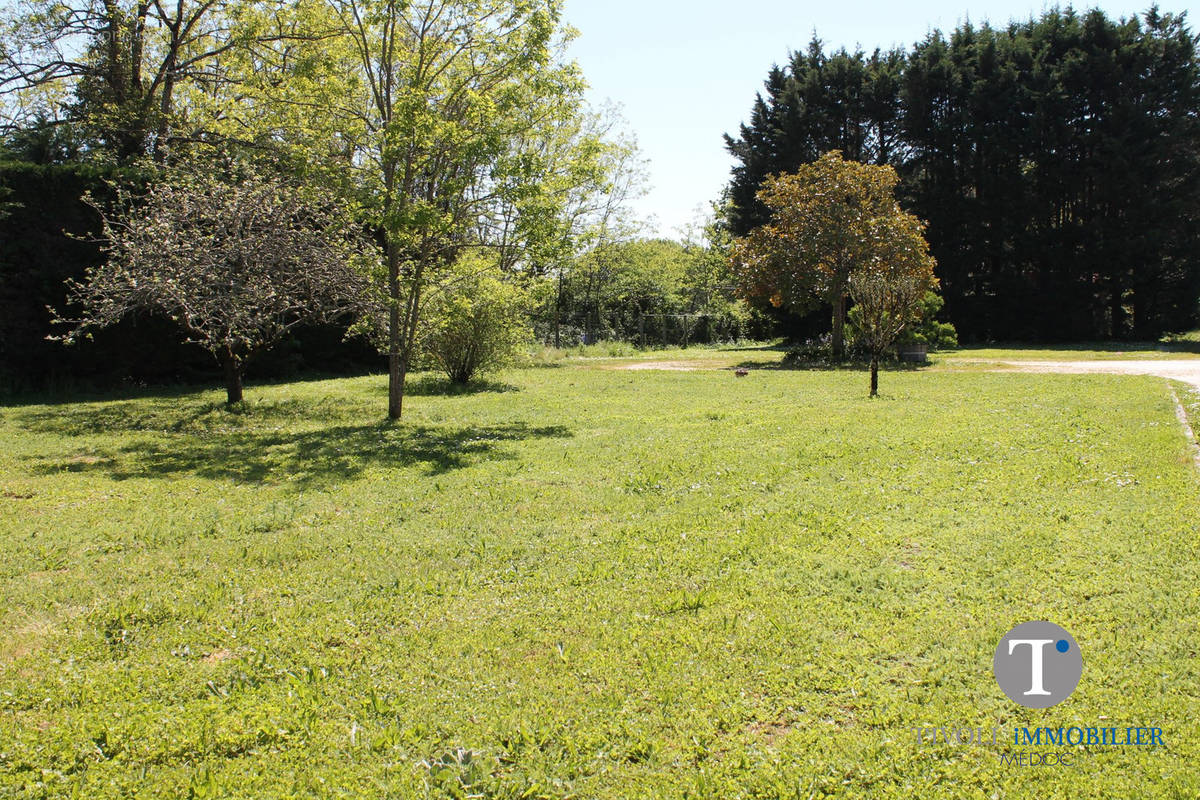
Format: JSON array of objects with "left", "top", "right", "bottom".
[
  {"left": 1, "top": 360, "right": 1198, "bottom": 798},
  {"left": 936, "top": 342, "right": 1200, "bottom": 362},
  {"left": 1177, "top": 381, "right": 1200, "bottom": 461}
]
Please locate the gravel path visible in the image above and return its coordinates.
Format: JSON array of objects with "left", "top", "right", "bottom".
[{"left": 992, "top": 359, "right": 1200, "bottom": 390}]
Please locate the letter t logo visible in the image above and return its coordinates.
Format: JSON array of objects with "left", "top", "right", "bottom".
[
  {"left": 1008, "top": 639, "right": 1054, "bottom": 695},
  {"left": 994, "top": 622, "right": 1082, "bottom": 708}
]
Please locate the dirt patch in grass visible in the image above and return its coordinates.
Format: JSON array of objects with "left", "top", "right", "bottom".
[
  {"left": 606, "top": 360, "right": 709, "bottom": 371},
  {"left": 0, "top": 617, "right": 55, "bottom": 665},
  {"left": 65, "top": 453, "right": 108, "bottom": 465},
  {"left": 745, "top": 719, "right": 793, "bottom": 746}
]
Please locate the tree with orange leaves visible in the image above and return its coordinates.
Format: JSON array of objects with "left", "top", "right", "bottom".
[{"left": 730, "top": 150, "right": 931, "bottom": 362}]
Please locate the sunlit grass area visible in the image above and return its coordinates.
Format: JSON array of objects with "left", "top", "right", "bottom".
[
  {"left": 2, "top": 362, "right": 1198, "bottom": 798},
  {"left": 935, "top": 339, "right": 1200, "bottom": 362}
]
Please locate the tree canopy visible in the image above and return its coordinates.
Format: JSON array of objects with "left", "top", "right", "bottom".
[
  {"left": 731, "top": 151, "right": 913, "bottom": 358},
  {"left": 51, "top": 168, "right": 373, "bottom": 403}
]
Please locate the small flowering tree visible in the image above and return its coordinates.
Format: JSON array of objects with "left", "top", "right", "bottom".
[
  {"left": 52, "top": 170, "right": 376, "bottom": 404},
  {"left": 847, "top": 214, "right": 938, "bottom": 397}
]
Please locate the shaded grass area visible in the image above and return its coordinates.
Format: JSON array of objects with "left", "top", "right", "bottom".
[
  {"left": 17, "top": 400, "right": 565, "bottom": 486},
  {"left": 1, "top": 366, "right": 1198, "bottom": 798}
]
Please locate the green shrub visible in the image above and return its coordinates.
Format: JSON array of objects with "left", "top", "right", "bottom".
[
  {"left": 424, "top": 258, "right": 532, "bottom": 384},
  {"left": 896, "top": 291, "right": 958, "bottom": 350}
]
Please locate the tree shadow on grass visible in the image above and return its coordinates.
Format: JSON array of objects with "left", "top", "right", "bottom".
[
  {"left": 736, "top": 357, "right": 928, "bottom": 373},
  {"left": 15, "top": 396, "right": 365, "bottom": 437},
  {"left": 401, "top": 375, "right": 521, "bottom": 396},
  {"left": 715, "top": 342, "right": 791, "bottom": 353},
  {"left": 22, "top": 419, "right": 572, "bottom": 487}
]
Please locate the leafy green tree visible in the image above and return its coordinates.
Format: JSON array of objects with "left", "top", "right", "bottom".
[
  {"left": 540, "top": 229, "right": 753, "bottom": 348},
  {"left": 553, "top": 238, "right": 690, "bottom": 345},
  {"left": 304, "top": 0, "right": 590, "bottom": 418},
  {"left": 499, "top": 102, "right": 645, "bottom": 350},
  {"left": 0, "top": 0, "right": 284, "bottom": 162},
  {"left": 677, "top": 204, "right": 756, "bottom": 341},
  {"left": 730, "top": 151, "right": 907, "bottom": 359}
]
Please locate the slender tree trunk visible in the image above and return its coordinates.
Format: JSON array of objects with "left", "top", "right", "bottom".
[
  {"left": 394, "top": 348, "right": 410, "bottom": 415},
  {"left": 869, "top": 354, "right": 879, "bottom": 398},
  {"left": 388, "top": 250, "right": 427, "bottom": 420},
  {"left": 221, "top": 348, "right": 243, "bottom": 405},
  {"left": 388, "top": 352, "right": 402, "bottom": 417},
  {"left": 153, "top": 69, "right": 175, "bottom": 161},
  {"left": 553, "top": 271, "right": 563, "bottom": 349},
  {"left": 831, "top": 293, "right": 847, "bottom": 360},
  {"left": 1110, "top": 286, "right": 1125, "bottom": 339},
  {"left": 149, "top": 0, "right": 184, "bottom": 162},
  {"left": 387, "top": 242, "right": 403, "bottom": 419}
]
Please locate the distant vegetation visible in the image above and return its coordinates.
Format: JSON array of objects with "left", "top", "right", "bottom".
[
  {"left": 726, "top": 7, "right": 1200, "bottom": 342},
  {"left": 6, "top": 5, "right": 1194, "bottom": 396}
]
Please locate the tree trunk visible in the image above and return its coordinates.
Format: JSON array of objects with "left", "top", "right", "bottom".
[
  {"left": 869, "top": 355, "right": 879, "bottom": 398},
  {"left": 387, "top": 242, "right": 403, "bottom": 419},
  {"left": 831, "top": 293, "right": 847, "bottom": 359},
  {"left": 388, "top": 352, "right": 402, "bottom": 418},
  {"left": 553, "top": 271, "right": 563, "bottom": 349},
  {"left": 1132, "top": 291, "right": 1152, "bottom": 341},
  {"left": 394, "top": 350, "right": 410, "bottom": 415},
  {"left": 1110, "top": 286, "right": 1126, "bottom": 339},
  {"left": 388, "top": 249, "right": 426, "bottom": 420},
  {"left": 221, "top": 349, "right": 243, "bottom": 405},
  {"left": 153, "top": 68, "right": 175, "bottom": 161}
]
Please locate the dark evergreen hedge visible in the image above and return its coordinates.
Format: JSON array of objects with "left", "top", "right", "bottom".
[{"left": 0, "top": 162, "right": 381, "bottom": 393}]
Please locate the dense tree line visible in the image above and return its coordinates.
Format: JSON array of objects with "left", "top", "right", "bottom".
[
  {"left": 0, "top": 0, "right": 647, "bottom": 401},
  {"left": 726, "top": 7, "right": 1200, "bottom": 341},
  {"left": 539, "top": 237, "right": 760, "bottom": 348}
]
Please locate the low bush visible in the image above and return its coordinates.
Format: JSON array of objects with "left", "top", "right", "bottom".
[{"left": 424, "top": 258, "right": 532, "bottom": 385}]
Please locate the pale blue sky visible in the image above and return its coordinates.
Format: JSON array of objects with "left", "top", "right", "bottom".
[{"left": 563, "top": 1, "right": 1199, "bottom": 238}]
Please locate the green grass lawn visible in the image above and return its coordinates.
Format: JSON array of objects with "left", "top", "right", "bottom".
[
  {"left": 2, "top": 360, "right": 1199, "bottom": 798},
  {"left": 935, "top": 343, "right": 1200, "bottom": 362},
  {"left": 528, "top": 339, "right": 1200, "bottom": 370}
]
